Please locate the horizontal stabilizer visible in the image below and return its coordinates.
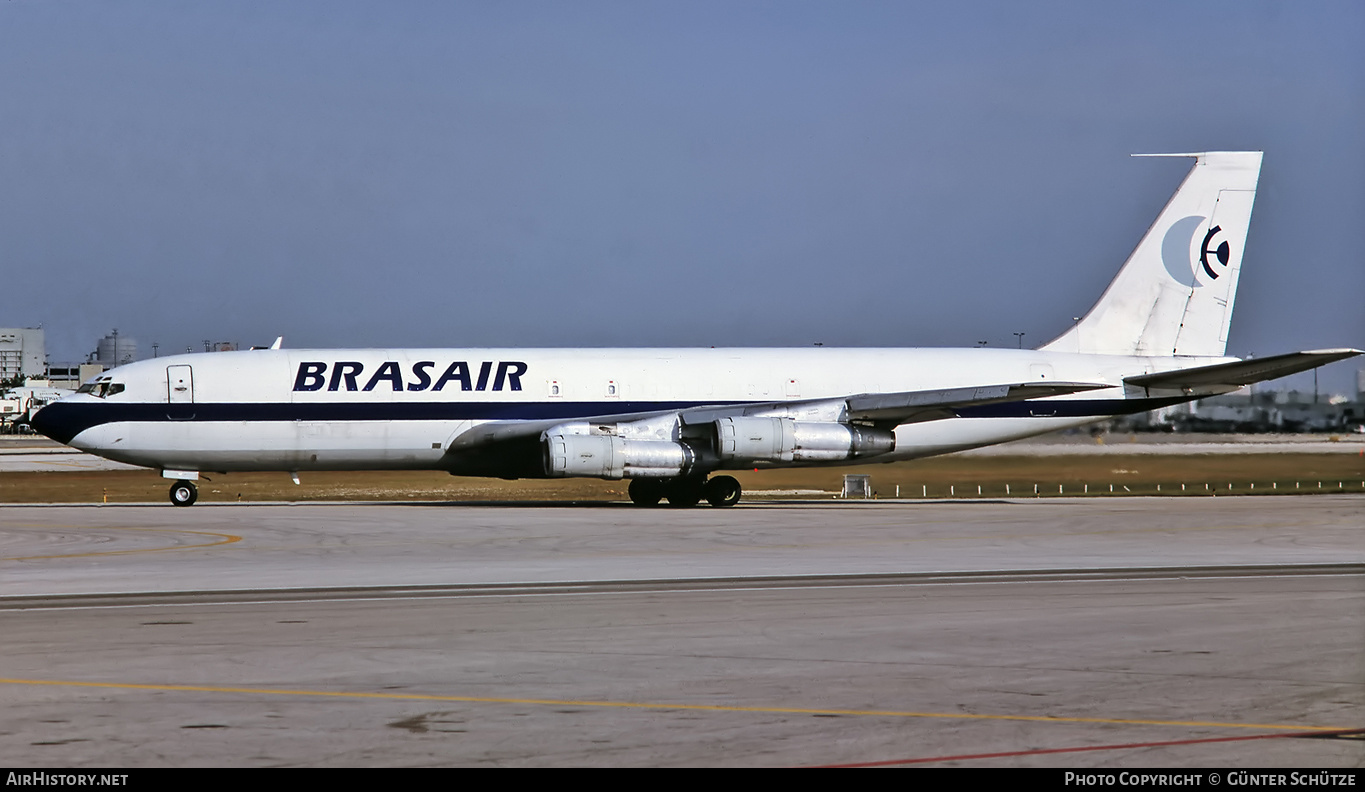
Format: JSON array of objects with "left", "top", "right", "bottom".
[{"left": 1124, "top": 349, "right": 1363, "bottom": 391}]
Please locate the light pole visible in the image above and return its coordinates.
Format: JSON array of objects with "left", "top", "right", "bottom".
[{"left": 1013, "top": 332, "right": 1026, "bottom": 349}]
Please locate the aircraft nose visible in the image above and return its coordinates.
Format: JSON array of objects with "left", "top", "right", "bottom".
[
  {"left": 28, "top": 402, "right": 75, "bottom": 445},
  {"left": 28, "top": 404, "right": 55, "bottom": 440}
]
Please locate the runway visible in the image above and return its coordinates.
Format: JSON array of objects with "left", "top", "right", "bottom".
[{"left": 1, "top": 497, "right": 1361, "bottom": 766}]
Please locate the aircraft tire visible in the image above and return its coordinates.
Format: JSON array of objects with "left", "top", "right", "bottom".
[
  {"left": 169, "top": 481, "right": 198, "bottom": 507},
  {"left": 628, "top": 478, "right": 665, "bottom": 506},
  {"left": 704, "top": 475, "right": 742, "bottom": 508},
  {"left": 665, "top": 478, "right": 705, "bottom": 508}
]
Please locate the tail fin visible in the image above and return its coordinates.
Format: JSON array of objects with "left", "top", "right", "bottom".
[{"left": 1042, "top": 151, "right": 1262, "bottom": 357}]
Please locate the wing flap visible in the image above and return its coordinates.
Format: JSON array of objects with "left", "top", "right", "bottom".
[
  {"left": 677, "top": 381, "right": 1108, "bottom": 427},
  {"left": 844, "top": 381, "right": 1109, "bottom": 424}
]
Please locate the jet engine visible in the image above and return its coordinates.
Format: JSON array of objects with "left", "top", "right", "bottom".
[
  {"left": 714, "top": 417, "right": 894, "bottom": 463},
  {"left": 543, "top": 434, "right": 696, "bottom": 479}
]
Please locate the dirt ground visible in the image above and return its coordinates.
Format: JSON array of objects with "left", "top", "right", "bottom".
[{"left": 2, "top": 453, "right": 1362, "bottom": 504}]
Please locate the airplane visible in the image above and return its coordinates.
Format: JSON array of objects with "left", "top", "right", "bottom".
[{"left": 30, "top": 151, "right": 1362, "bottom": 507}]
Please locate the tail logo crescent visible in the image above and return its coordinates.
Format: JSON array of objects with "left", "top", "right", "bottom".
[{"left": 1160, "top": 215, "right": 1207, "bottom": 288}]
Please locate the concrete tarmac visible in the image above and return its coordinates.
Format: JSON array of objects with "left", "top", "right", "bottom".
[{"left": 1, "top": 497, "right": 1361, "bottom": 766}]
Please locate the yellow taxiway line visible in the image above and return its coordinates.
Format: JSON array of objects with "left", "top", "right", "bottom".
[{"left": 0, "top": 677, "right": 1347, "bottom": 733}]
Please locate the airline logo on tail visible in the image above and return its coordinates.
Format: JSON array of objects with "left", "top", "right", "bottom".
[
  {"left": 1199, "top": 225, "right": 1230, "bottom": 279},
  {"left": 1162, "top": 215, "right": 1232, "bottom": 288}
]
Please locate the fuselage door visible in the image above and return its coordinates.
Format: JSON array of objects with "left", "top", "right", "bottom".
[{"left": 167, "top": 366, "right": 194, "bottom": 404}]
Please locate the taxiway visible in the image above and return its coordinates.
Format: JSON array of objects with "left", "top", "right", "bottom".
[{"left": 1, "top": 497, "right": 1361, "bottom": 766}]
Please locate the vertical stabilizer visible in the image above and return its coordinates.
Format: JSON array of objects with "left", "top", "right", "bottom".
[{"left": 1042, "top": 152, "right": 1262, "bottom": 357}]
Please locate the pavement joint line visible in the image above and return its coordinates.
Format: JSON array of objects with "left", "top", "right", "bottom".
[
  {"left": 0, "top": 677, "right": 1348, "bottom": 732},
  {"left": 2, "top": 563, "right": 1361, "bottom": 610}
]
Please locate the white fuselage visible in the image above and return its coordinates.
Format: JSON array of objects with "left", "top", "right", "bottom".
[{"left": 36, "top": 347, "right": 1221, "bottom": 475}]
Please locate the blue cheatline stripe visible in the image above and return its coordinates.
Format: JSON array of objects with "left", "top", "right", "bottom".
[
  {"left": 30, "top": 400, "right": 739, "bottom": 444},
  {"left": 31, "top": 396, "right": 1191, "bottom": 445}
]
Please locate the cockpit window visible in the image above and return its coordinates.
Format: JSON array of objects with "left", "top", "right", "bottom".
[{"left": 77, "top": 379, "right": 122, "bottom": 398}]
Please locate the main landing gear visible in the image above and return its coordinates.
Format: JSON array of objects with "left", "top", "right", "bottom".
[
  {"left": 628, "top": 476, "right": 742, "bottom": 508},
  {"left": 169, "top": 480, "right": 198, "bottom": 507}
]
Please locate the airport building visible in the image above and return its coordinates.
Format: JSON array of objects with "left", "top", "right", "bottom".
[
  {"left": 2, "top": 327, "right": 146, "bottom": 390},
  {"left": 0, "top": 327, "right": 45, "bottom": 382},
  {"left": 93, "top": 330, "right": 138, "bottom": 368},
  {"left": 46, "top": 330, "right": 141, "bottom": 388},
  {"left": 44, "top": 363, "right": 109, "bottom": 391},
  {"left": 1113, "top": 377, "right": 1365, "bottom": 434}
]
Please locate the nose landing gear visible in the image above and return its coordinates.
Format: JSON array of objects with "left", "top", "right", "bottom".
[
  {"left": 169, "top": 480, "right": 198, "bottom": 507},
  {"left": 628, "top": 475, "right": 741, "bottom": 508}
]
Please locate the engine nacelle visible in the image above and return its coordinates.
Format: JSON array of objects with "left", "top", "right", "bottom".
[
  {"left": 714, "top": 417, "right": 894, "bottom": 463},
  {"left": 543, "top": 434, "right": 695, "bottom": 479}
]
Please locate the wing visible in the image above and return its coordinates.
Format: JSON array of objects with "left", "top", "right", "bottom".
[{"left": 443, "top": 380, "right": 1108, "bottom": 476}]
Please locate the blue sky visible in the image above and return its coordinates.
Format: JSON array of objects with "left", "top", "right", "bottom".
[{"left": 2, "top": 1, "right": 1362, "bottom": 392}]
